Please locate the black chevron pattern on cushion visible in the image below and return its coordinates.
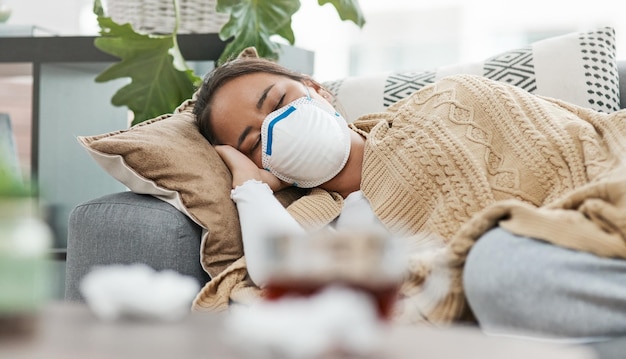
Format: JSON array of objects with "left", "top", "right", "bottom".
[
  {"left": 380, "top": 27, "right": 619, "bottom": 113},
  {"left": 384, "top": 70, "right": 436, "bottom": 107},
  {"left": 483, "top": 47, "right": 536, "bottom": 92}
]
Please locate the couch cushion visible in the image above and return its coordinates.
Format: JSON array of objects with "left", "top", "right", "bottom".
[
  {"left": 65, "top": 191, "right": 209, "bottom": 301},
  {"left": 326, "top": 26, "right": 620, "bottom": 122}
]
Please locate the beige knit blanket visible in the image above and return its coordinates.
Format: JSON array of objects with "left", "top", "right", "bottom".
[{"left": 193, "top": 74, "right": 626, "bottom": 325}]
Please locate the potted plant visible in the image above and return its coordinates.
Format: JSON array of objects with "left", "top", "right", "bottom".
[{"left": 92, "top": 0, "right": 365, "bottom": 125}]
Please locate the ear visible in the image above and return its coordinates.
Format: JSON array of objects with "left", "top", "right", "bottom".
[
  {"left": 237, "top": 47, "right": 259, "bottom": 59},
  {"left": 303, "top": 78, "right": 333, "bottom": 100}
]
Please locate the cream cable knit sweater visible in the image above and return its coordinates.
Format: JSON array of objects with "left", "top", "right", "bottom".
[{"left": 193, "top": 74, "right": 626, "bottom": 325}]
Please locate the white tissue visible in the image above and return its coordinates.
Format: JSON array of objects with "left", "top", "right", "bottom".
[
  {"left": 225, "top": 286, "right": 384, "bottom": 359},
  {"left": 79, "top": 263, "right": 200, "bottom": 321}
]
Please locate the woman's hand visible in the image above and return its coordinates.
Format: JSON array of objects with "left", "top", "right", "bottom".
[{"left": 215, "top": 145, "right": 287, "bottom": 192}]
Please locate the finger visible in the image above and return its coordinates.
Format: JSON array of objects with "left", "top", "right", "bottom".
[
  {"left": 215, "top": 145, "right": 288, "bottom": 191},
  {"left": 215, "top": 145, "right": 246, "bottom": 170},
  {"left": 215, "top": 145, "right": 262, "bottom": 188},
  {"left": 260, "top": 171, "right": 289, "bottom": 192}
]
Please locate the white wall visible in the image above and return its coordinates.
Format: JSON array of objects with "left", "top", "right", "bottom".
[
  {"left": 2, "top": 0, "right": 625, "bottom": 81},
  {"left": 292, "top": 0, "right": 626, "bottom": 81},
  {"left": 1, "top": 0, "right": 96, "bottom": 35}
]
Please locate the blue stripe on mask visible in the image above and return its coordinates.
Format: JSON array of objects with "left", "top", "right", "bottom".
[{"left": 265, "top": 105, "right": 296, "bottom": 156}]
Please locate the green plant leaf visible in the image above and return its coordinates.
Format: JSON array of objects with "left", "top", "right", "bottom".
[
  {"left": 317, "top": 0, "right": 366, "bottom": 27},
  {"left": 216, "top": 0, "right": 301, "bottom": 63},
  {"left": 93, "top": 0, "right": 104, "bottom": 17},
  {"left": 93, "top": 16, "right": 200, "bottom": 126}
]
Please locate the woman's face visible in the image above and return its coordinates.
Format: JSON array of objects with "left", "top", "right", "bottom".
[{"left": 209, "top": 72, "right": 329, "bottom": 168}]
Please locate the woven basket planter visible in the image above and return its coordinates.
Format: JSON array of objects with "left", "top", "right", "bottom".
[{"left": 101, "top": 0, "right": 229, "bottom": 34}]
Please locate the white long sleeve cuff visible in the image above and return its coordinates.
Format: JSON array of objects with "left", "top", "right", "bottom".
[{"left": 231, "top": 180, "right": 306, "bottom": 287}]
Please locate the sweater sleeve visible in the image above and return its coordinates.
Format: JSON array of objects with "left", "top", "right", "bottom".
[{"left": 230, "top": 180, "right": 306, "bottom": 287}]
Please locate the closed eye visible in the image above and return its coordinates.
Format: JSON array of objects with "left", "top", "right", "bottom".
[
  {"left": 250, "top": 135, "right": 261, "bottom": 154},
  {"left": 273, "top": 94, "right": 285, "bottom": 111}
]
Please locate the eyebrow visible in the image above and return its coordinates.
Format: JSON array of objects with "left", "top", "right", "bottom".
[
  {"left": 236, "top": 125, "right": 253, "bottom": 151},
  {"left": 257, "top": 84, "right": 275, "bottom": 110}
]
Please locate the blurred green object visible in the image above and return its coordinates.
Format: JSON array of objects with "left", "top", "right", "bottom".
[
  {"left": 0, "top": 160, "right": 52, "bottom": 335},
  {"left": 0, "top": 3, "right": 11, "bottom": 24},
  {"left": 0, "top": 114, "right": 24, "bottom": 194},
  {"left": 0, "top": 199, "right": 52, "bottom": 312},
  {"left": 0, "top": 162, "right": 30, "bottom": 198}
]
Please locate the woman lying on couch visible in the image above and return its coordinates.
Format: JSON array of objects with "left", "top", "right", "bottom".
[{"left": 192, "top": 55, "right": 626, "bottom": 342}]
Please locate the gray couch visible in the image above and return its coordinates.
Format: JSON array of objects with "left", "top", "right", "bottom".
[{"left": 65, "top": 191, "right": 210, "bottom": 301}]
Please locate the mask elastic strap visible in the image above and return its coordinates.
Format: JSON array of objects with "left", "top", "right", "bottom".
[{"left": 304, "top": 85, "right": 312, "bottom": 100}]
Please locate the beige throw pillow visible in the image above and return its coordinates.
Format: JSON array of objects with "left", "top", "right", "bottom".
[{"left": 78, "top": 97, "right": 242, "bottom": 278}]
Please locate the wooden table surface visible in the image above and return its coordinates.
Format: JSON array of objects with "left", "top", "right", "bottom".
[{"left": 0, "top": 302, "right": 596, "bottom": 359}]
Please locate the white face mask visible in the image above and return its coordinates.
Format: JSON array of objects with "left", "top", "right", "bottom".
[{"left": 261, "top": 91, "right": 351, "bottom": 188}]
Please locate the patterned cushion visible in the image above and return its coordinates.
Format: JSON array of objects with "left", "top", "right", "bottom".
[{"left": 325, "top": 27, "right": 620, "bottom": 123}]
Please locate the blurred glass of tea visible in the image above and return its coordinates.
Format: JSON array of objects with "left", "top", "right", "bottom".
[{"left": 259, "top": 228, "right": 408, "bottom": 320}]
